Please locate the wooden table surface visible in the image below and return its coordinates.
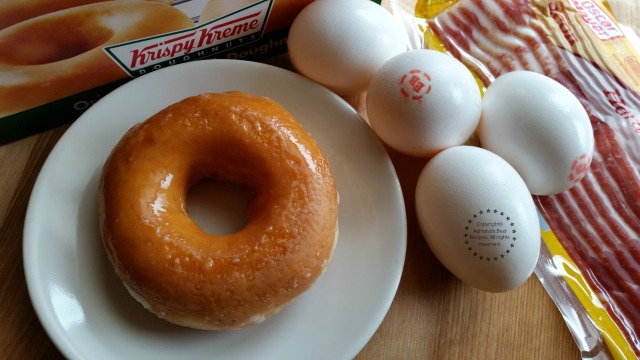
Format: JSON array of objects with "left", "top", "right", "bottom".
[{"left": 1, "top": 1, "right": 638, "bottom": 359}]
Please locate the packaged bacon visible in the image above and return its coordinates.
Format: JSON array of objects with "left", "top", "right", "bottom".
[{"left": 381, "top": 0, "right": 640, "bottom": 358}]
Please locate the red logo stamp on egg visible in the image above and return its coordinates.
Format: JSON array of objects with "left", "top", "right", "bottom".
[
  {"left": 568, "top": 153, "right": 592, "bottom": 183},
  {"left": 399, "top": 69, "right": 432, "bottom": 102}
]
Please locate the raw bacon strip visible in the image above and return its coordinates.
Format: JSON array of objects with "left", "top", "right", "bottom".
[
  {"left": 546, "top": 185, "right": 640, "bottom": 306},
  {"left": 595, "top": 122, "right": 640, "bottom": 215},
  {"left": 431, "top": 19, "right": 503, "bottom": 82},
  {"left": 570, "top": 182, "right": 640, "bottom": 289},
  {"left": 430, "top": 0, "right": 640, "bottom": 354},
  {"left": 429, "top": 0, "right": 591, "bottom": 107},
  {"left": 536, "top": 193, "right": 640, "bottom": 352},
  {"left": 538, "top": 190, "right": 640, "bottom": 351},
  {"left": 582, "top": 169, "right": 640, "bottom": 261},
  {"left": 587, "top": 122, "right": 640, "bottom": 258},
  {"left": 549, "top": 15, "right": 640, "bottom": 153},
  {"left": 526, "top": 1, "right": 640, "bottom": 163}
]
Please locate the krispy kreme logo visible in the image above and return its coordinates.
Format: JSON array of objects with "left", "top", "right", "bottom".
[{"left": 104, "top": 0, "right": 272, "bottom": 76}]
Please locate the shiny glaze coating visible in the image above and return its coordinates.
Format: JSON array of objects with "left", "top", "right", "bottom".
[
  {"left": 0, "top": 1, "right": 194, "bottom": 116},
  {"left": 98, "top": 92, "right": 338, "bottom": 330}
]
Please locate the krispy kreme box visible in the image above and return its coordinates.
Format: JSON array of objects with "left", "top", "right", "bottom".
[{"left": 1, "top": 0, "right": 382, "bottom": 144}]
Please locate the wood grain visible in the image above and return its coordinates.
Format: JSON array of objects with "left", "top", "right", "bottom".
[
  {"left": 0, "top": 1, "right": 637, "bottom": 358},
  {"left": 0, "top": 126, "right": 68, "bottom": 359},
  {"left": 355, "top": 147, "right": 581, "bottom": 359}
]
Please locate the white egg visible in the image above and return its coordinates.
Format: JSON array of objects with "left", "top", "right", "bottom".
[
  {"left": 478, "top": 71, "right": 594, "bottom": 196},
  {"left": 367, "top": 49, "right": 481, "bottom": 158},
  {"left": 415, "top": 146, "right": 541, "bottom": 292},
  {"left": 287, "top": 0, "right": 408, "bottom": 96}
]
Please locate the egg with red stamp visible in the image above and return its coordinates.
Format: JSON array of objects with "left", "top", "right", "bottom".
[
  {"left": 478, "top": 71, "right": 594, "bottom": 196},
  {"left": 366, "top": 49, "right": 482, "bottom": 158},
  {"left": 287, "top": 0, "right": 408, "bottom": 96},
  {"left": 415, "top": 146, "right": 541, "bottom": 293}
]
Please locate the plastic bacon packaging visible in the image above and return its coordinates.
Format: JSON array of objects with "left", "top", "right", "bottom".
[{"left": 380, "top": 0, "right": 640, "bottom": 358}]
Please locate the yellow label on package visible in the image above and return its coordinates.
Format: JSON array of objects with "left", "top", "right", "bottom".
[{"left": 532, "top": 0, "right": 640, "bottom": 94}]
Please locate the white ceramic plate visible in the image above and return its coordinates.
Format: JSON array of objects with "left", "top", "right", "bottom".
[{"left": 23, "top": 60, "right": 406, "bottom": 360}]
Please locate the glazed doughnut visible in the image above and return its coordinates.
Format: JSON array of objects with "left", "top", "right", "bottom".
[
  {"left": 98, "top": 92, "right": 339, "bottom": 330},
  {"left": 0, "top": 0, "right": 105, "bottom": 30},
  {"left": 0, "top": 0, "right": 176, "bottom": 30},
  {"left": 0, "top": 1, "right": 193, "bottom": 116}
]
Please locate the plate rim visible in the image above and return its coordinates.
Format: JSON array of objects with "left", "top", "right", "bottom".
[{"left": 23, "top": 59, "right": 407, "bottom": 360}]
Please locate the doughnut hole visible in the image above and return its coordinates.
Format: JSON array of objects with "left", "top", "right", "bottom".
[
  {"left": 187, "top": 178, "right": 255, "bottom": 236},
  {"left": 99, "top": 92, "right": 339, "bottom": 330}
]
